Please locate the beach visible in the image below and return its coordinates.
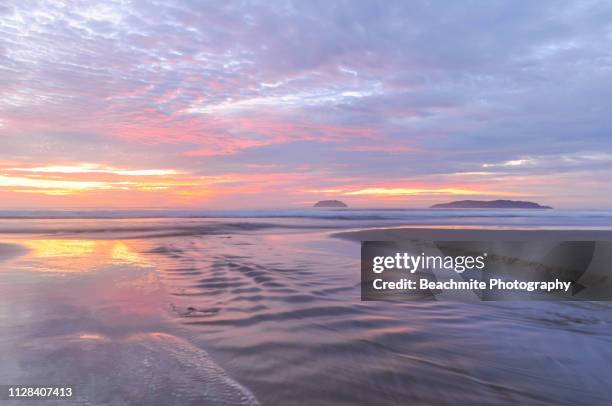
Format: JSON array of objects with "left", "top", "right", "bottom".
[{"left": 1, "top": 211, "right": 612, "bottom": 405}]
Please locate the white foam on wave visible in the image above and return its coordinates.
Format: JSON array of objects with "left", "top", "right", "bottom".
[{"left": 9, "top": 332, "right": 259, "bottom": 406}]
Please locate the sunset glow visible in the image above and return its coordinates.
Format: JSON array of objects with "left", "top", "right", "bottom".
[
  {"left": 11, "top": 164, "right": 183, "bottom": 177},
  {"left": 1, "top": 1, "right": 611, "bottom": 208}
]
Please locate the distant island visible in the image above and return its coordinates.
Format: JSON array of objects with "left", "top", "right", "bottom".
[
  {"left": 314, "top": 200, "right": 348, "bottom": 208},
  {"left": 430, "top": 199, "right": 552, "bottom": 209}
]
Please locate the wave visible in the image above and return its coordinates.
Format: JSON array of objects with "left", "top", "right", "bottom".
[
  {"left": 0, "top": 208, "right": 610, "bottom": 219},
  {"left": 1, "top": 210, "right": 612, "bottom": 239},
  {"left": 1, "top": 209, "right": 612, "bottom": 228},
  {"left": 11, "top": 332, "right": 259, "bottom": 405}
]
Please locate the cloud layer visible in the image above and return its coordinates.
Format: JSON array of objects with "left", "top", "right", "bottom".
[{"left": 1, "top": 0, "right": 611, "bottom": 208}]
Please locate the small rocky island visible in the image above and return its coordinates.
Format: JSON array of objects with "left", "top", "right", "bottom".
[
  {"left": 313, "top": 200, "right": 348, "bottom": 208},
  {"left": 430, "top": 199, "right": 552, "bottom": 209}
]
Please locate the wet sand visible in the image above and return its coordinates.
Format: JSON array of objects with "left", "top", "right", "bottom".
[
  {"left": 0, "top": 242, "right": 28, "bottom": 262},
  {"left": 1, "top": 221, "right": 612, "bottom": 405}
]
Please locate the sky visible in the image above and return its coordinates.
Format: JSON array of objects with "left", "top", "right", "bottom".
[{"left": 1, "top": 0, "right": 611, "bottom": 209}]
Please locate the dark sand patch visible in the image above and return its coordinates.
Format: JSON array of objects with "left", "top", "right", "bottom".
[{"left": 333, "top": 227, "right": 612, "bottom": 242}]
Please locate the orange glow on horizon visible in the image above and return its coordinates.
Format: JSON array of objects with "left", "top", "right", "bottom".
[
  {"left": 0, "top": 160, "right": 544, "bottom": 208},
  {"left": 11, "top": 163, "right": 182, "bottom": 176}
]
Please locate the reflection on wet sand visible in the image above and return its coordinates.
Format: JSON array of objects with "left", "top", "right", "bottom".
[
  {"left": 7, "top": 239, "right": 150, "bottom": 272},
  {"left": 24, "top": 239, "right": 96, "bottom": 258},
  {"left": 0, "top": 235, "right": 259, "bottom": 405}
]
